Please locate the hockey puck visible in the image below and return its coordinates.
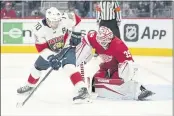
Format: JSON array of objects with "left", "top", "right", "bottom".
[{"left": 16, "top": 102, "right": 23, "bottom": 108}]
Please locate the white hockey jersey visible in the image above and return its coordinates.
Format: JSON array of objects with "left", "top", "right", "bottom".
[{"left": 32, "top": 13, "right": 81, "bottom": 54}]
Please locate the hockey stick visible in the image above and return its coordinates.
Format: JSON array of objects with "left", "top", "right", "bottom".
[{"left": 16, "top": 46, "right": 73, "bottom": 107}]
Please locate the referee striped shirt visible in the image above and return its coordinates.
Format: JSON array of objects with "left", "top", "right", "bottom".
[{"left": 96, "top": 0, "right": 122, "bottom": 22}]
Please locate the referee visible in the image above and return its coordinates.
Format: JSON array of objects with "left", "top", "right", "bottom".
[{"left": 96, "top": 0, "right": 122, "bottom": 39}]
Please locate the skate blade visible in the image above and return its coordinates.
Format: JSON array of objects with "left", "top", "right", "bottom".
[
  {"left": 73, "top": 98, "right": 93, "bottom": 104},
  {"left": 17, "top": 91, "right": 32, "bottom": 96},
  {"left": 138, "top": 92, "right": 156, "bottom": 101}
]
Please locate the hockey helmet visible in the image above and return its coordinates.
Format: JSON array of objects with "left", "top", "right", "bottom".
[
  {"left": 45, "top": 7, "right": 62, "bottom": 29},
  {"left": 96, "top": 26, "right": 114, "bottom": 48}
]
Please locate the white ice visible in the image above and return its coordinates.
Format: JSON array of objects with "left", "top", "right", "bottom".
[{"left": 1, "top": 54, "right": 173, "bottom": 116}]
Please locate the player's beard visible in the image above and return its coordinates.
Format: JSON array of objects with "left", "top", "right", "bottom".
[
  {"left": 50, "top": 22, "right": 59, "bottom": 29},
  {"left": 51, "top": 24, "right": 58, "bottom": 29},
  {"left": 46, "top": 19, "right": 59, "bottom": 29}
]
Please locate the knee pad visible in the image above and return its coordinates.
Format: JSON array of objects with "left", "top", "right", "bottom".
[
  {"left": 30, "top": 66, "right": 41, "bottom": 79},
  {"left": 118, "top": 60, "right": 138, "bottom": 82},
  {"left": 63, "top": 64, "right": 78, "bottom": 77}
]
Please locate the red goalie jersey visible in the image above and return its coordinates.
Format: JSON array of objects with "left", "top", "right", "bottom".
[
  {"left": 86, "top": 31, "right": 134, "bottom": 79},
  {"left": 76, "top": 26, "right": 154, "bottom": 100}
]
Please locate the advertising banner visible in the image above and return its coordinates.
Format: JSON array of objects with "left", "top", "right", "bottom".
[
  {"left": 1, "top": 19, "right": 173, "bottom": 48},
  {"left": 2, "top": 21, "right": 36, "bottom": 45},
  {"left": 120, "top": 19, "right": 173, "bottom": 48},
  {"left": 3, "top": 22, "right": 23, "bottom": 44},
  {"left": 0, "top": 19, "right": 173, "bottom": 55},
  {"left": 75, "top": 19, "right": 173, "bottom": 49}
]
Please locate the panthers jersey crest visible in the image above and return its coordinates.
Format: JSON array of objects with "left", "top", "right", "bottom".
[{"left": 47, "top": 35, "right": 64, "bottom": 52}]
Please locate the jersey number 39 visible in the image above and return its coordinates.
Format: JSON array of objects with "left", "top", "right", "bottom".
[{"left": 124, "top": 50, "right": 132, "bottom": 58}]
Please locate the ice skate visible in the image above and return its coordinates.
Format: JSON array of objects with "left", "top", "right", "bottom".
[
  {"left": 138, "top": 85, "right": 155, "bottom": 100},
  {"left": 17, "top": 85, "right": 34, "bottom": 94},
  {"left": 73, "top": 87, "right": 92, "bottom": 104}
]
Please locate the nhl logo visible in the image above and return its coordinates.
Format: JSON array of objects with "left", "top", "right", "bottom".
[
  {"left": 126, "top": 26, "right": 137, "bottom": 40},
  {"left": 124, "top": 24, "right": 139, "bottom": 42}
]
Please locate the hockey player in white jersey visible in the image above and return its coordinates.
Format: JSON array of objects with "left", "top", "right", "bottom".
[{"left": 17, "top": 7, "right": 91, "bottom": 103}]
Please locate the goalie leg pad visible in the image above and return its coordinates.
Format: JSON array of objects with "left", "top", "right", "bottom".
[
  {"left": 118, "top": 60, "right": 138, "bottom": 82},
  {"left": 93, "top": 70, "right": 107, "bottom": 78},
  {"left": 94, "top": 78, "right": 141, "bottom": 100}
]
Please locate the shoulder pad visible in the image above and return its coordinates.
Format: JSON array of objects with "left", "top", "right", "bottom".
[
  {"left": 32, "top": 21, "right": 45, "bottom": 36},
  {"left": 87, "top": 30, "right": 97, "bottom": 38}
]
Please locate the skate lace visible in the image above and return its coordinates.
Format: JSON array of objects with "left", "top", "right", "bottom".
[
  {"left": 139, "top": 89, "right": 149, "bottom": 98},
  {"left": 78, "top": 88, "right": 89, "bottom": 98},
  {"left": 20, "top": 85, "right": 30, "bottom": 91},
  {"left": 79, "top": 89, "right": 84, "bottom": 95},
  {"left": 140, "top": 89, "right": 146, "bottom": 94}
]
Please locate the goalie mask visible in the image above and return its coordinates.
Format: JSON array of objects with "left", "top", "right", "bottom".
[
  {"left": 46, "top": 7, "right": 62, "bottom": 29},
  {"left": 96, "top": 26, "right": 114, "bottom": 49}
]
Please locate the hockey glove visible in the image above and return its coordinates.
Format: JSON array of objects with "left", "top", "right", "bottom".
[
  {"left": 70, "top": 31, "right": 82, "bottom": 46},
  {"left": 47, "top": 55, "right": 61, "bottom": 70}
]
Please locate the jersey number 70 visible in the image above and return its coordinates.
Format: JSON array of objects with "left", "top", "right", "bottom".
[{"left": 35, "top": 22, "right": 42, "bottom": 31}]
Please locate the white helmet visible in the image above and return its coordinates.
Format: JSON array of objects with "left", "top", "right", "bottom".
[
  {"left": 45, "top": 7, "right": 62, "bottom": 29},
  {"left": 96, "top": 26, "right": 114, "bottom": 49}
]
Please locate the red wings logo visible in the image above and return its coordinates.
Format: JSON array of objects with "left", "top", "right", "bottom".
[{"left": 99, "top": 54, "right": 112, "bottom": 63}]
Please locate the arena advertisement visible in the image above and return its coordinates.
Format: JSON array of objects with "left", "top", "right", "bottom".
[
  {"left": 2, "top": 21, "right": 36, "bottom": 44},
  {"left": 1, "top": 19, "right": 173, "bottom": 56},
  {"left": 121, "top": 19, "right": 173, "bottom": 48}
]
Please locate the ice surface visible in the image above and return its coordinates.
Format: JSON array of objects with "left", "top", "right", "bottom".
[{"left": 1, "top": 54, "right": 173, "bottom": 116}]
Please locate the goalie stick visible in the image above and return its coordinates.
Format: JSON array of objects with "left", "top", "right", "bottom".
[
  {"left": 16, "top": 46, "right": 73, "bottom": 107},
  {"left": 80, "top": 62, "right": 98, "bottom": 99},
  {"left": 80, "top": 62, "right": 91, "bottom": 89}
]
